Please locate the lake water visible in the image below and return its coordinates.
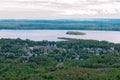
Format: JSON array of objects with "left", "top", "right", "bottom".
[{"left": 0, "top": 30, "right": 120, "bottom": 43}]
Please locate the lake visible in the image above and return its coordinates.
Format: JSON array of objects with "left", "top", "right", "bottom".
[{"left": 0, "top": 30, "right": 120, "bottom": 43}]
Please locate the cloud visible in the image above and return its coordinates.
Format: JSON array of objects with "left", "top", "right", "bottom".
[
  {"left": 59, "top": 0, "right": 120, "bottom": 16},
  {"left": 62, "top": 9, "right": 98, "bottom": 15},
  {"left": 0, "top": 0, "right": 120, "bottom": 18}
]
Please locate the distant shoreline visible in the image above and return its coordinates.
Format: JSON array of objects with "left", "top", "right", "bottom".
[
  {"left": 0, "top": 28, "right": 120, "bottom": 31},
  {"left": 0, "top": 19, "right": 120, "bottom": 31}
]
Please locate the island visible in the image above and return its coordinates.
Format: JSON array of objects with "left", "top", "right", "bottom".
[{"left": 66, "top": 31, "right": 86, "bottom": 35}]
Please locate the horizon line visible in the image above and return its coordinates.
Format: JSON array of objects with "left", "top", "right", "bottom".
[{"left": 0, "top": 18, "right": 120, "bottom": 20}]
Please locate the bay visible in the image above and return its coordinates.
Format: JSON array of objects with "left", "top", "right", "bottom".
[{"left": 0, "top": 30, "right": 120, "bottom": 43}]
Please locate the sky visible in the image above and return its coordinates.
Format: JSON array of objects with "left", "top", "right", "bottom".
[{"left": 0, "top": 0, "right": 120, "bottom": 19}]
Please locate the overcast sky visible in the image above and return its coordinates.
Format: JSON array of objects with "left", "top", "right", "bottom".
[{"left": 0, "top": 0, "right": 120, "bottom": 19}]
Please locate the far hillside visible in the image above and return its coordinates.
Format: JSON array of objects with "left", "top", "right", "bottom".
[{"left": 0, "top": 19, "right": 120, "bottom": 30}]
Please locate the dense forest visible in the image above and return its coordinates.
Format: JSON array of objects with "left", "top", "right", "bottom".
[
  {"left": 0, "top": 19, "right": 120, "bottom": 30},
  {"left": 0, "top": 38, "right": 120, "bottom": 80}
]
